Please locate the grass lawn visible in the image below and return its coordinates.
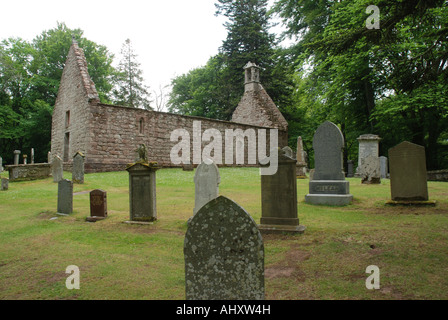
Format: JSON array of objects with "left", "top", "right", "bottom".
[{"left": 0, "top": 168, "right": 447, "bottom": 300}]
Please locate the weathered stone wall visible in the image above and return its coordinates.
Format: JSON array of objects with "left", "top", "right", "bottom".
[
  {"left": 85, "top": 103, "right": 287, "bottom": 173},
  {"left": 427, "top": 170, "right": 448, "bottom": 182},
  {"left": 51, "top": 43, "right": 99, "bottom": 163}
]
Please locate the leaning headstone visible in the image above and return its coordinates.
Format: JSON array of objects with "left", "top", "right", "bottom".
[
  {"left": 72, "top": 152, "right": 85, "bottom": 184},
  {"left": 126, "top": 162, "right": 159, "bottom": 222},
  {"left": 1, "top": 178, "right": 9, "bottom": 191},
  {"left": 356, "top": 134, "right": 381, "bottom": 176},
  {"left": 184, "top": 196, "right": 265, "bottom": 300},
  {"left": 259, "top": 147, "right": 305, "bottom": 233},
  {"left": 14, "top": 150, "right": 21, "bottom": 165},
  {"left": 87, "top": 189, "right": 108, "bottom": 222},
  {"left": 380, "top": 156, "right": 388, "bottom": 179},
  {"left": 305, "top": 121, "right": 353, "bottom": 206},
  {"left": 296, "top": 136, "right": 307, "bottom": 179},
  {"left": 194, "top": 160, "right": 220, "bottom": 215},
  {"left": 57, "top": 179, "right": 73, "bottom": 215},
  {"left": 52, "top": 155, "right": 63, "bottom": 183},
  {"left": 359, "top": 155, "right": 381, "bottom": 184},
  {"left": 388, "top": 141, "right": 430, "bottom": 203}
]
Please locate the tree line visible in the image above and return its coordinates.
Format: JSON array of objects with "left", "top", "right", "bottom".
[{"left": 168, "top": 0, "right": 448, "bottom": 171}]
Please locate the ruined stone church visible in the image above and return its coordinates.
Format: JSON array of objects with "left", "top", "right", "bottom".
[{"left": 51, "top": 42, "right": 289, "bottom": 173}]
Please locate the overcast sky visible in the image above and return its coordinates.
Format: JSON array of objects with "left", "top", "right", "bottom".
[{"left": 0, "top": 0, "right": 288, "bottom": 105}]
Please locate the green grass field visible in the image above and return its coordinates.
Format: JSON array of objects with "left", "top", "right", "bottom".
[{"left": 0, "top": 168, "right": 447, "bottom": 300}]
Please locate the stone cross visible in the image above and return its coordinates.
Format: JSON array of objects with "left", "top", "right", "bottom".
[
  {"left": 194, "top": 160, "right": 220, "bottom": 215},
  {"left": 57, "top": 179, "right": 73, "bottom": 215},
  {"left": 14, "top": 150, "right": 21, "bottom": 165},
  {"left": 184, "top": 196, "right": 265, "bottom": 300},
  {"left": 52, "top": 155, "right": 63, "bottom": 183},
  {"left": 72, "top": 152, "right": 85, "bottom": 184},
  {"left": 389, "top": 141, "right": 429, "bottom": 201},
  {"left": 305, "top": 121, "right": 353, "bottom": 206}
]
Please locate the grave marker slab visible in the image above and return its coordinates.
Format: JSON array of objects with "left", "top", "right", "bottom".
[
  {"left": 126, "top": 162, "right": 159, "bottom": 222},
  {"left": 194, "top": 160, "right": 220, "bottom": 215},
  {"left": 52, "top": 155, "right": 63, "bottom": 183},
  {"left": 0, "top": 156, "right": 3, "bottom": 173},
  {"left": 296, "top": 136, "right": 307, "bottom": 178},
  {"left": 380, "top": 156, "right": 388, "bottom": 179},
  {"left": 388, "top": 141, "right": 429, "bottom": 202},
  {"left": 359, "top": 155, "right": 381, "bottom": 184},
  {"left": 305, "top": 121, "right": 353, "bottom": 206},
  {"left": 87, "top": 189, "right": 107, "bottom": 222},
  {"left": 14, "top": 150, "right": 21, "bottom": 165},
  {"left": 72, "top": 152, "right": 85, "bottom": 184},
  {"left": 1, "top": 178, "right": 8, "bottom": 191},
  {"left": 184, "top": 196, "right": 265, "bottom": 300},
  {"left": 356, "top": 134, "right": 381, "bottom": 176},
  {"left": 57, "top": 179, "right": 73, "bottom": 215},
  {"left": 259, "top": 147, "right": 305, "bottom": 234}
]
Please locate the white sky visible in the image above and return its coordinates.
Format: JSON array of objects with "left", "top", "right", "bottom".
[{"left": 0, "top": 0, "right": 289, "bottom": 106}]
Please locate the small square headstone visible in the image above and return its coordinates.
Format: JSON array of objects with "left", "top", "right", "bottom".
[
  {"left": 87, "top": 189, "right": 107, "bottom": 222},
  {"left": 1, "top": 178, "right": 9, "bottom": 191}
]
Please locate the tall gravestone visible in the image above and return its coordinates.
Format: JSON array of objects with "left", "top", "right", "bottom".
[
  {"left": 57, "top": 179, "right": 73, "bottom": 215},
  {"left": 31, "top": 148, "right": 35, "bottom": 164},
  {"left": 194, "top": 160, "right": 220, "bottom": 215},
  {"left": 359, "top": 155, "right": 381, "bottom": 184},
  {"left": 380, "top": 156, "right": 388, "bottom": 179},
  {"left": 48, "top": 152, "right": 52, "bottom": 164},
  {"left": 0, "top": 156, "right": 3, "bottom": 173},
  {"left": 14, "top": 150, "right": 21, "bottom": 165},
  {"left": 259, "top": 147, "right": 305, "bottom": 234},
  {"left": 356, "top": 134, "right": 381, "bottom": 176},
  {"left": 305, "top": 121, "right": 353, "bottom": 206},
  {"left": 52, "top": 155, "right": 63, "bottom": 183},
  {"left": 126, "top": 148, "right": 159, "bottom": 222},
  {"left": 72, "top": 152, "right": 85, "bottom": 184},
  {"left": 388, "top": 141, "right": 429, "bottom": 202},
  {"left": 184, "top": 196, "right": 265, "bottom": 300},
  {"left": 296, "top": 136, "right": 307, "bottom": 179}
]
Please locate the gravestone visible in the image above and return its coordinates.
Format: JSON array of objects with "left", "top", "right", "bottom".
[
  {"left": 259, "top": 147, "right": 306, "bottom": 234},
  {"left": 14, "top": 150, "right": 21, "bottom": 165},
  {"left": 380, "top": 156, "right": 388, "bottom": 179},
  {"left": 347, "top": 160, "right": 354, "bottom": 178},
  {"left": 48, "top": 152, "right": 52, "bottom": 164},
  {"left": 1, "top": 178, "right": 8, "bottom": 191},
  {"left": 194, "top": 160, "right": 220, "bottom": 215},
  {"left": 72, "top": 152, "right": 85, "bottom": 184},
  {"left": 0, "top": 156, "right": 3, "bottom": 173},
  {"left": 388, "top": 141, "right": 429, "bottom": 202},
  {"left": 184, "top": 196, "right": 265, "bottom": 300},
  {"left": 126, "top": 162, "right": 159, "bottom": 222},
  {"left": 305, "top": 121, "right": 353, "bottom": 206},
  {"left": 356, "top": 134, "right": 381, "bottom": 176},
  {"left": 52, "top": 155, "right": 63, "bottom": 183},
  {"left": 87, "top": 189, "right": 107, "bottom": 222},
  {"left": 23, "top": 155, "right": 28, "bottom": 165},
  {"left": 359, "top": 155, "right": 381, "bottom": 184},
  {"left": 296, "top": 136, "right": 307, "bottom": 179},
  {"left": 31, "top": 148, "right": 35, "bottom": 164},
  {"left": 57, "top": 179, "right": 73, "bottom": 215}
]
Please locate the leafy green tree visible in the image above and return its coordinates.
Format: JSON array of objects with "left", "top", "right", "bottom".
[{"left": 112, "top": 39, "right": 152, "bottom": 110}]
